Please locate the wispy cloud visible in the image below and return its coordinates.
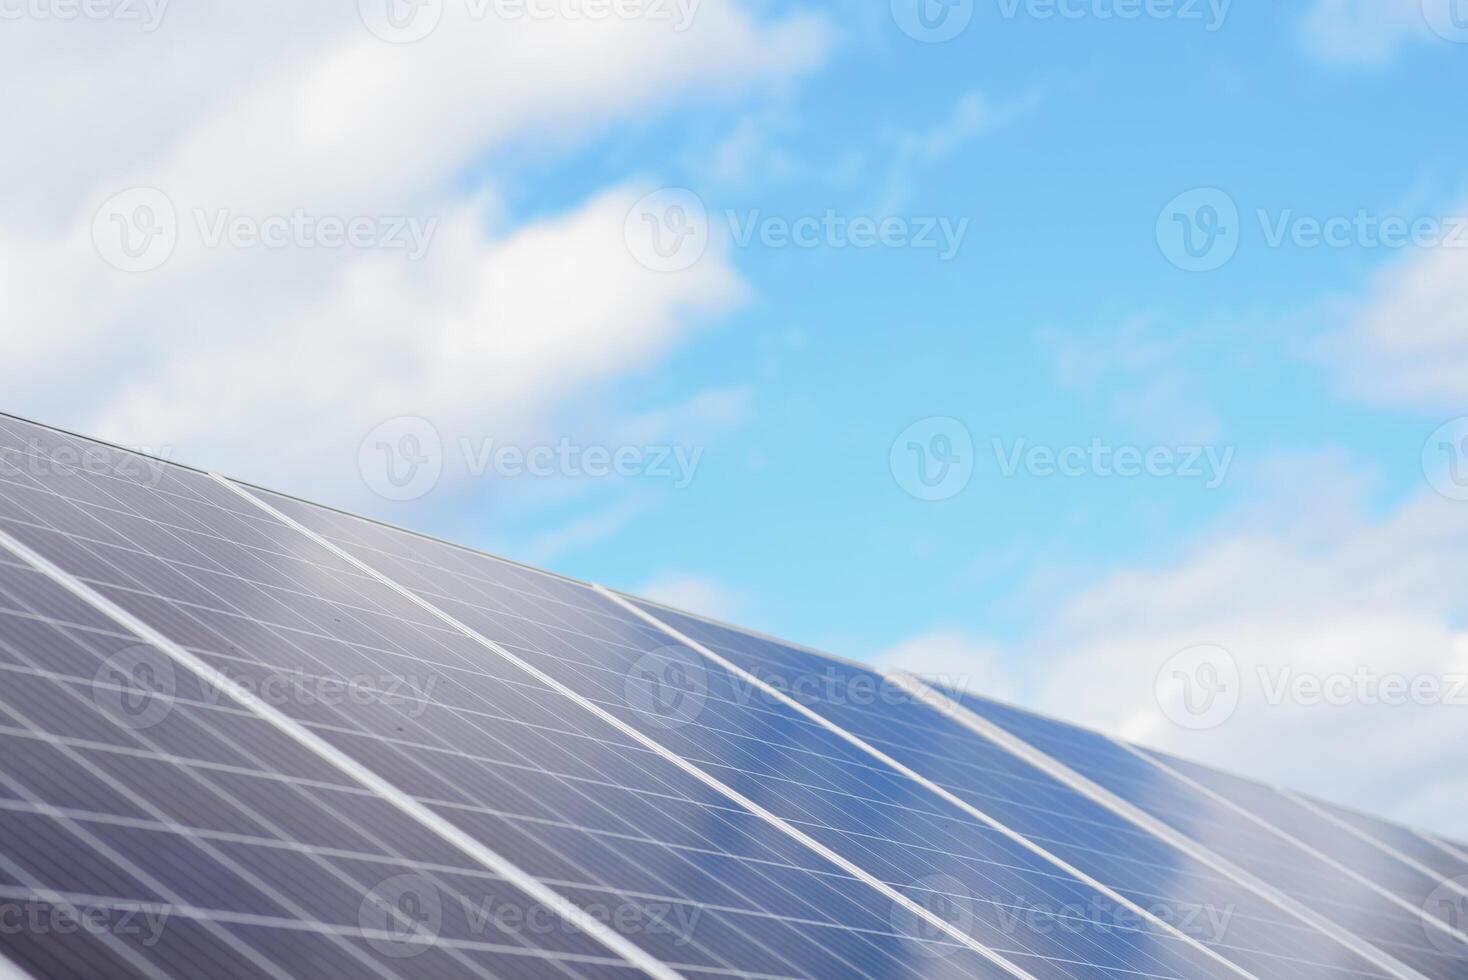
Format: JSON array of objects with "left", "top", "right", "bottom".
[
  {"left": 886, "top": 459, "right": 1468, "bottom": 837},
  {"left": 877, "top": 89, "right": 1041, "bottom": 213}
]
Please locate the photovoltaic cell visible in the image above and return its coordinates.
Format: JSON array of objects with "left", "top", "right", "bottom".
[
  {"left": 0, "top": 418, "right": 1017, "bottom": 979},
  {"left": 0, "top": 422, "right": 663, "bottom": 980},
  {"left": 258, "top": 487, "right": 1266, "bottom": 980},
  {"left": 947, "top": 691, "right": 1468, "bottom": 979},
  {"left": 1139, "top": 749, "right": 1468, "bottom": 935},
  {"left": 2, "top": 412, "right": 1463, "bottom": 980},
  {"left": 616, "top": 597, "right": 1408, "bottom": 980},
  {"left": 1305, "top": 799, "right": 1468, "bottom": 886}
]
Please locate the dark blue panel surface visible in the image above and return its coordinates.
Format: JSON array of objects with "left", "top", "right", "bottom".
[
  {"left": 0, "top": 546, "right": 617, "bottom": 980},
  {"left": 623, "top": 599, "right": 1421, "bottom": 980},
  {"left": 263, "top": 490, "right": 1262, "bottom": 980},
  {"left": 1310, "top": 799, "right": 1468, "bottom": 887},
  {"left": 942, "top": 691, "right": 1468, "bottom": 978},
  {"left": 0, "top": 417, "right": 1013, "bottom": 979}
]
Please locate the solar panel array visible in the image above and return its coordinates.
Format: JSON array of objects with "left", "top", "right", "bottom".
[{"left": 0, "top": 414, "right": 1463, "bottom": 980}]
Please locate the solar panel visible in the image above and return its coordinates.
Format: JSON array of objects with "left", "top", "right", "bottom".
[
  {"left": 611, "top": 595, "right": 1421, "bottom": 980},
  {"left": 0, "top": 412, "right": 1462, "bottom": 980},
  {"left": 1297, "top": 798, "right": 1468, "bottom": 888},
  {"left": 252, "top": 485, "right": 1256, "bottom": 980},
  {"left": 940, "top": 690, "right": 1468, "bottom": 978},
  {"left": 0, "top": 417, "right": 1055, "bottom": 979}
]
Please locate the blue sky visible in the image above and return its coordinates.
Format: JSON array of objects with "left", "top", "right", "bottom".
[{"left": 5, "top": 0, "right": 1467, "bottom": 832}]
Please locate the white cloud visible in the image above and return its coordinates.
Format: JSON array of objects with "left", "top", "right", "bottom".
[
  {"left": 0, "top": 0, "right": 833, "bottom": 505},
  {"left": 1324, "top": 232, "right": 1468, "bottom": 409},
  {"left": 877, "top": 89, "right": 1039, "bottom": 213},
  {"left": 885, "top": 477, "right": 1468, "bottom": 838},
  {"left": 1040, "top": 311, "right": 1226, "bottom": 443},
  {"left": 874, "top": 630, "right": 1020, "bottom": 704},
  {"left": 1299, "top": 0, "right": 1443, "bottom": 67},
  {"left": 88, "top": 186, "right": 747, "bottom": 501},
  {"left": 636, "top": 574, "right": 743, "bottom": 620},
  {"left": 523, "top": 495, "right": 655, "bottom": 566}
]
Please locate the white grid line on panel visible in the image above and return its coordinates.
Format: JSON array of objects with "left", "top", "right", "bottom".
[
  {"left": 1117, "top": 741, "right": 1468, "bottom": 952},
  {"left": 601, "top": 588, "right": 1260, "bottom": 980},
  {"left": 0, "top": 646, "right": 574, "bottom": 980},
  {"left": 214, "top": 474, "right": 1039, "bottom": 980},
  {"left": 890, "top": 673, "right": 1428, "bottom": 980},
  {"left": 1, "top": 437, "right": 821, "bottom": 980},
  {"left": 0, "top": 886, "right": 648, "bottom": 968},
  {"left": 0, "top": 554, "right": 538, "bottom": 980},
  {"left": 0, "top": 795, "right": 979, "bottom": 951},
  {"left": 0, "top": 439, "right": 1431, "bottom": 975},
  {"left": 0, "top": 856, "right": 178, "bottom": 980},
  {"left": 1281, "top": 791, "right": 1468, "bottom": 901},
  {"left": 0, "top": 519, "right": 684, "bottom": 980},
  {"left": 1418, "top": 832, "right": 1468, "bottom": 866},
  {"left": 0, "top": 951, "right": 37, "bottom": 980}
]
